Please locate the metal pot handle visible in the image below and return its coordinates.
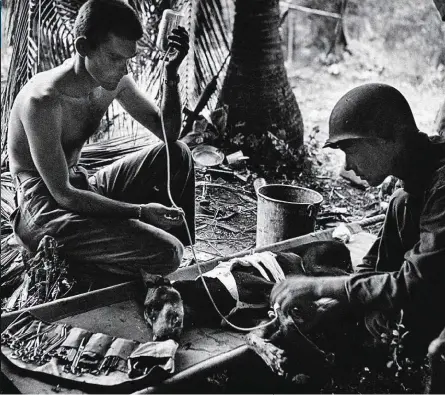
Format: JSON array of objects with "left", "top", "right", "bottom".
[
  {"left": 307, "top": 204, "right": 315, "bottom": 217},
  {"left": 254, "top": 177, "right": 267, "bottom": 196}
]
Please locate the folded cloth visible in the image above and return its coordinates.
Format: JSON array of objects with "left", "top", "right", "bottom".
[
  {"left": 57, "top": 327, "right": 92, "bottom": 362},
  {"left": 234, "top": 251, "right": 286, "bottom": 283},
  {"left": 106, "top": 338, "right": 138, "bottom": 360},
  {"left": 79, "top": 333, "right": 115, "bottom": 366},
  {"left": 128, "top": 339, "right": 178, "bottom": 379},
  {"left": 2, "top": 312, "right": 180, "bottom": 388}
]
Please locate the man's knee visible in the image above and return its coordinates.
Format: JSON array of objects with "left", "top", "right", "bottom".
[
  {"left": 168, "top": 141, "right": 192, "bottom": 164},
  {"left": 387, "top": 188, "right": 412, "bottom": 225},
  {"left": 170, "top": 140, "right": 190, "bottom": 154},
  {"left": 386, "top": 187, "right": 421, "bottom": 248},
  {"left": 389, "top": 187, "right": 422, "bottom": 225},
  {"left": 152, "top": 141, "right": 192, "bottom": 176},
  {"left": 157, "top": 237, "right": 184, "bottom": 275}
]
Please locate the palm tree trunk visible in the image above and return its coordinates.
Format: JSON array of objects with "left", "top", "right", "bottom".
[{"left": 217, "top": 0, "right": 304, "bottom": 166}]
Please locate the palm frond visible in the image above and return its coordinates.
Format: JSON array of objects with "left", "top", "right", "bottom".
[
  {"left": 1, "top": 0, "right": 80, "bottom": 168},
  {"left": 190, "top": 0, "right": 232, "bottom": 110},
  {"left": 1, "top": 172, "right": 15, "bottom": 236}
]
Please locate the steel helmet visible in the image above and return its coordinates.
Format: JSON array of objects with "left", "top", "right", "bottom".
[{"left": 324, "top": 83, "right": 418, "bottom": 148}]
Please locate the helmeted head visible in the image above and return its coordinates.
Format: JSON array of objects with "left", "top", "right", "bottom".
[
  {"left": 324, "top": 83, "right": 419, "bottom": 186},
  {"left": 325, "top": 83, "right": 418, "bottom": 148},
  {"left": 74, "top": 0, "right": 143, "bottom": 90}
]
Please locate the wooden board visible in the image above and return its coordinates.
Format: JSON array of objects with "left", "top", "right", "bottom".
[{"left": 1, "top": 230, "right": 376, "bottom": 394}]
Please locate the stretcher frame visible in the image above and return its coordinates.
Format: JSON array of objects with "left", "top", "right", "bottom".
[{"left": 1, "top": 220, "right": 379, "bottom": 394}]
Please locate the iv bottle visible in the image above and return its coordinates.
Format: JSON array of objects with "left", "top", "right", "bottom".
[{"left": 156, "top": 9, "right": 184, "bottom": 52}]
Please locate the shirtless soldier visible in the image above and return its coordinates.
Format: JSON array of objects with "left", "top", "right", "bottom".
[{"left": 7, "top": 0, "right": 194, "bottom": 280}]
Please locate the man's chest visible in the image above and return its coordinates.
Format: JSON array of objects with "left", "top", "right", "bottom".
[{"left": 59, "top": 91, "right": 114, "bottom": 147}]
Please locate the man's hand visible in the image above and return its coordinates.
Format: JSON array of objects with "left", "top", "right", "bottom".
[
  {"left": 140, "top": 203, "right": 184, "bottom": 230},
  {"left": 270, "top": 276, "right": 321, "bottom": 315},
  {"left": 364, "top": 310, "right": 390, "bottom": 340},
  {"left": 270, "top": 275, "right": 348, "bottom": 315},
  {"left": 364, "top": 310, "right": 402, "bottom": 341},
  {"left": 164, "top": 26, "right": 189, "bottom": 73}
]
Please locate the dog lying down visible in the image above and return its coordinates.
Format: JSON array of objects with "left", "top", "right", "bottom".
[{"left": 141, "top": 240, "right": 353, "bottom": 379}]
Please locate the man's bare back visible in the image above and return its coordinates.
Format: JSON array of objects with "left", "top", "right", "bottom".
[{"left": 8, "top": 58, "right": 116, "bottom": 176}]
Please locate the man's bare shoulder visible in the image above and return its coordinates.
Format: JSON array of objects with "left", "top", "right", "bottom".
[{"left": 14, "top": 62, "right": 71, "bottom": 112}]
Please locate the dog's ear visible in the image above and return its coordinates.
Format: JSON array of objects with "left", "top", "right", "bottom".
[
  {"left": 140, "top": 269, "right": 158, "bottom": 287},
  {"left": 144, "top": 287, "right": 157, "bottom": 307},
  {"left": 143, "top": 287, "right": 160, "bottom": 325},
  {"left": 143, "top": 305, "right": 156, "bottom": 326},
  {"left": 140, "top": 269, "right": 170, "bottom": 288}
]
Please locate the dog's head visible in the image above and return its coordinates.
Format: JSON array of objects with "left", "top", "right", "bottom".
[
  {"left": 287, "top": 297, "right": 344, "bottom": 333},
  {"left": 141, "top": 271, "right": 184, "bottom": 342}
]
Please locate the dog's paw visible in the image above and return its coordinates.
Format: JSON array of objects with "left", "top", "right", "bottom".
[
  {"left": 246, "top": 334, "right": 287, "bottom": 376},
  {"left": 261, "top": 341, "right": 288, "bottom": 376}
]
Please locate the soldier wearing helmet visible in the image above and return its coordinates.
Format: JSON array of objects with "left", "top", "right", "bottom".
[{"left": 271, "top": 83, "right": 445, "bottom": 359}]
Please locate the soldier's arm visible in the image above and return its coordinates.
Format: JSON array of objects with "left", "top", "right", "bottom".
[
  {"left": 21, "top": 92, "right": 141, "bottom": 219},
  {"left": 116, "top": 73, "right": 182, "bottom": 142}
]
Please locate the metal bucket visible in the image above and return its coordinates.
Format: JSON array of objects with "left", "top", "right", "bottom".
[{"left": 256, "top": 184, "right": 323, "bottom": 247}]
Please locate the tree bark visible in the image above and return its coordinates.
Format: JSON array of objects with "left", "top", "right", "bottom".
[{"left": 217, "top": 0, "right": 304, "bottom": 167}]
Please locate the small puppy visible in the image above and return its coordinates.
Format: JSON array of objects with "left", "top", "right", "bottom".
[
  {"left": 140, "top": 240, "right": 350, "bottom": 344},
  {"left": 140, "top": 271, "right": 184, "bottom": 342}
]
